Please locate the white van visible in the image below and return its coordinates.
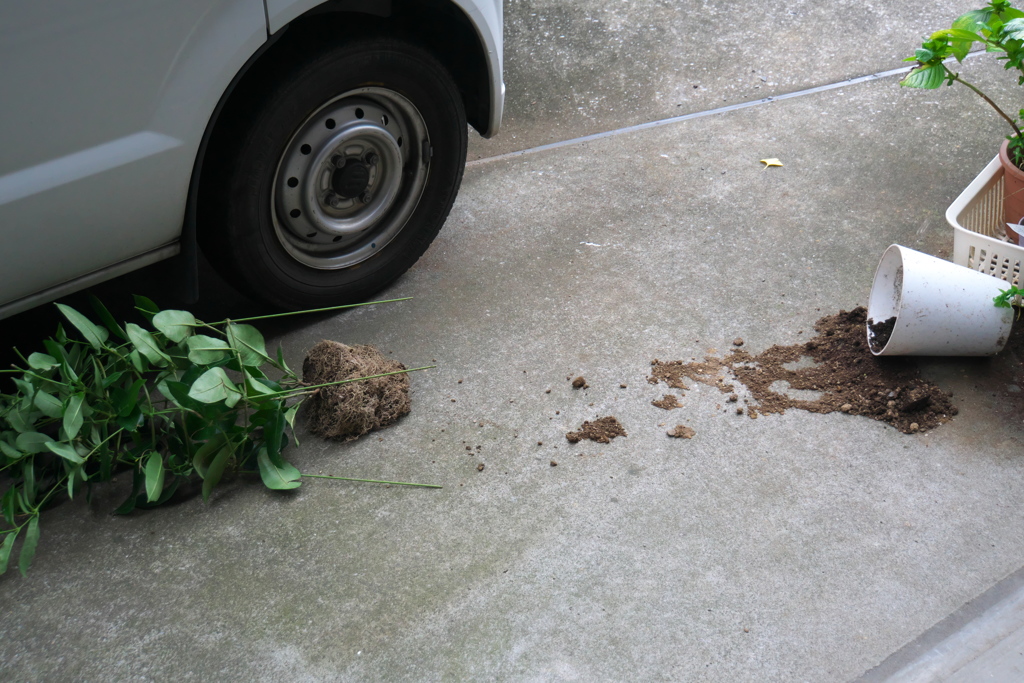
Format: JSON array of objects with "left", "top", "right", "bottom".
[{"left": 0, "top": 0, "right": 503, "bottom": 317}]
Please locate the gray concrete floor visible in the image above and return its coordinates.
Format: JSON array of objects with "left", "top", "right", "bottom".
[{"left": 5, "top": 1, "right": 1024, "bottom": 681}]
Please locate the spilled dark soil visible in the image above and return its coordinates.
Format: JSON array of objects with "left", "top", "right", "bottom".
[
  {"left": 867, "top": 316, "right": 897, "bottom": 353},
  {"left": 649, "top": 307, "right": 957, "bottom": 434}
]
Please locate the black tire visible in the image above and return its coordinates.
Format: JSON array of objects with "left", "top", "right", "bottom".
[{"left": 199, "top": 38, "right": 467, "bottom": 310}]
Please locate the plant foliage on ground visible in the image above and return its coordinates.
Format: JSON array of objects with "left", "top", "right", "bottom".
[
  {"left": 0, "top": 296, "right": 425, "bottom": 576},
  {"left": 902, "top": 0, "right": 1024, "bottom": 166}
]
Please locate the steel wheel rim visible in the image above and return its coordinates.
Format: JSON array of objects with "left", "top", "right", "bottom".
[{"left": 272, "top": 87, "right": 430, "bottom": 270}]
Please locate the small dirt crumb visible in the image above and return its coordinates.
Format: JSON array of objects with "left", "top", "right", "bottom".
[
  {"left": 728, "top": 394, "right": 738, "bottom": 402},
  {"left": 736, "top": 407, "right": 744, "bottom": 415},
  {"left": 620, "top": 383, "right": 628, "bottom": 389},
  {"left": 652, "top": 394, "right": 682, "bottom": 410},
  {"left": 545, "top": 389, "right": 551, "bottom": 394},
  {"left": 477, "top": 464, "right": 485, "bottom": 471},
  {"left": 457, "top": 379, "right": 463, "bottom": 384},
  {"left": 555, "top": 410, "right": 560, "bottom": 415},
  {"left": 572, "top": 376, "right": 588, "bottom": 389},
  {"left": 733, "top": 338, "right": 744, "bottom": 347},
  {"left": 550, "top": 460, "right": 558, "bottom": 467},
  {"left": 910, "top": 422, "right": 919, "bottom": 432},
  {"left": 588, "top": 402, "right": 594, "bottom": 407},
  {"left": 537, "top": 441, "right": 543, "bottom": 446},
  {"left": 566, "top": 416, "right": 627, "bottom": 444},
  {"left": 667, "top": 425, "right": 696, "bottom": 439}
]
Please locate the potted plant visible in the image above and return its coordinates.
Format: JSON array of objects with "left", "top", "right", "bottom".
[{"left": 902, "top": 0, "right": 1024, "bottom": 240}]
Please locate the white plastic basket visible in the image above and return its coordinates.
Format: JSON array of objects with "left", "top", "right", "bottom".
[{"left": 947, "top": 155, "right": 1023, "bottom": 285}]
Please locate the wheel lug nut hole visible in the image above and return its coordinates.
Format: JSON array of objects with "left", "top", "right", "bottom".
[
  {"left": 306, "top": 232, "right": 316, "bottom": 238},
  {"left": 397, "top": 136, "right": 403, "bottom": 147},
  {"left": 287, "top": 177, "right": 298, "bottom": 188},
  {"left": 325, "top": 118, "right": 336, "bottom": 129},
  {"left": 300, "top": 144, "right": 311, "bottom": 155},
  {"left": 290, "top": 209, "right": 301, "bottom": 218},
  {"left": 381, "top": 114, "right": 389, "bottom": 126},
  {"left": 355, "top": 107, "right": 364, "bottom": 119},
  {"left": 332, "top": 236, "right": 343, "bottom": 242}
]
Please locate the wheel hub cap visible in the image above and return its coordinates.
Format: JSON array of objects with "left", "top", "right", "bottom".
[{"left": 271, "top": 88, "right": 430, "bottom": 270}]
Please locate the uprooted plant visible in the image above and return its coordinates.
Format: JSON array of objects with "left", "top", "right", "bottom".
[{"left": 0, "top": 296, "right": 433, "bottom": 576}]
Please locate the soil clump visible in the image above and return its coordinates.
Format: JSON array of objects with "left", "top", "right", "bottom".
[
  {"left": 566, "top": 416, "right": 627, "bottom": 443},
  {"left": 649, "top": 307, "right": 956, "bottom": 434},
  {"left": 302, "top": 341, "right": 411, "bottom": 440},
  {"left": 667, "top": 425, "right": 696, "bottom": 439},
  {"left": 652, "top": 394, "right": 682, "bottom": 410}
]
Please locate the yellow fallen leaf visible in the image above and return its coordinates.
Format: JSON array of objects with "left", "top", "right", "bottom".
[{"left": 760, "top": 158, "right": 783, "bottom": 168}]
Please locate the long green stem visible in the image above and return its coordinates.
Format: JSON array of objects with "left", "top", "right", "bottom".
[
  {"left": 211, "top": 297, "right": 413, "bottom": 325},
  {"left": 300, "top": 474, "right": 441, "bottom": 488},
  {"left": 259, "top": 366, "right": 436, "bottom": 399},
  {"left": 948, "top": 66, "right": 1024, "bottom": 139}
]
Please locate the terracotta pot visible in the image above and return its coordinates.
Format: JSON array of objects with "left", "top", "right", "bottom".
[{"left": 1000, "top": 138, "right": 1024, "bottom": 241}]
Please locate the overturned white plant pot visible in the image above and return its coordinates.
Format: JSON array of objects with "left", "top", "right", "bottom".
[{"left": 867, "top": 244, "right": 1013, "bottom": 356}]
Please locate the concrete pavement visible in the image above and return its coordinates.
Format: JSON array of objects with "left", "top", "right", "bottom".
[{"left": 4, "top": 1, "right": 1024, "bottom": 680}]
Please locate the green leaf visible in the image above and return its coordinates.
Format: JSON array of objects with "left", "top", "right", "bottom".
[
  {"left": 116, "top": 409, "right": 144, "bottom": 433},
  {"left": 143, "top": 476, "right": 180, "bottom": 507},
  {"left": 27, "top": 353, "right": 58, "bottom": 371},
  {"left": 225, "top": 324, "right": 270, "bottom": 367},
  {"left": 59, "top": 358, "right": 79, "bottom": 384},
  {"left": 113, "top": 470, "right": 144, "bottom": 515},
  {"left": 914, "top": 47, "right": 935, "bottom": 62},
  {"left": 0, "top": 531, "right": 16, "bottom": 575},
  {"left": 257, "top": 447, "right": 301, "bottom": 490},
  {"left": 126, "top": 323, "right": 169, "bottom": 366},
  {"left": 186, "top": 335, "right": 231, "bottom": 364},
  {"left": 202, "top": 443, "right": 233, "bottom": 502},
  {"left": 0, "top": 438, "right": 20, "bottom": 462},
  {"left": 89, "top": 295, "right": 128, "bottom": 341},
  {"left": 1003, "top": 17, "right": 1024, "bottom": 41},
  {"left": 188, "top": 368, "right": 242, "bottom": 405},
  {"left": 942, "top": 28, "right": 987, "bottom": 43},
  {"left": 15, "top": 432, "right": 52, "bottom": 454},
  {"left": 244, "top": 369, "right": 277, "bottom": 397},
  {"left": 193, "top": 433, "right": 227, "bottom": 478},
  {"left": 2, "top": 489, "right": 17, "bottom": 526},
  {"left": 22, "top": 459, "right": 36, "bottom": 505},
  {"left": 18, "top": 516, "right": 39, "bottom": 577},
  {"left": 129, "top": 349, "right": 145, "bottom": 373},
  {"left": 285, "top": 403, "right": 299, "bottom": 434},
  {"left": 263, "top": 403, "right": 286, "bottom": 466},
  {"left": 113, "top": 378, "right": 146, "bottom": 417},
  {"left": 32, "top": 391, "right": 63, "bottom": 419},
  {"left": 5, "top": 407, "right": 31, "bottom": 434},
  {"left": 153, "top": 310, "right": 197, "bottom": 344},
  {"left": 900, "top": 63, "right": 946, "bottom": 89},
  {"left": 133, "top": 294, "right": 160, "bottom": 322},
  {"left": 45, "top": 440, "right": 85, "bottom": 465},
  {"left": 56, "top": 304, "right": 108, "bottom": 350},
  {"left": 101, "top": 370, "right": 125, "bottom": 389},
  {"left": 67, "top": 465, "right": 88, "bottom": 500},
  {"left": 63, "top": 393, "right": 86, "bottom": 440},
  {"left": 144, "top": 452, "right": 165, "bottom": 503},
  {"left": 276, "top": 346, "right": 294, "bottom": 376},
  {"left": 954, "top": 9, "right": 993, "bottom": 36}
]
